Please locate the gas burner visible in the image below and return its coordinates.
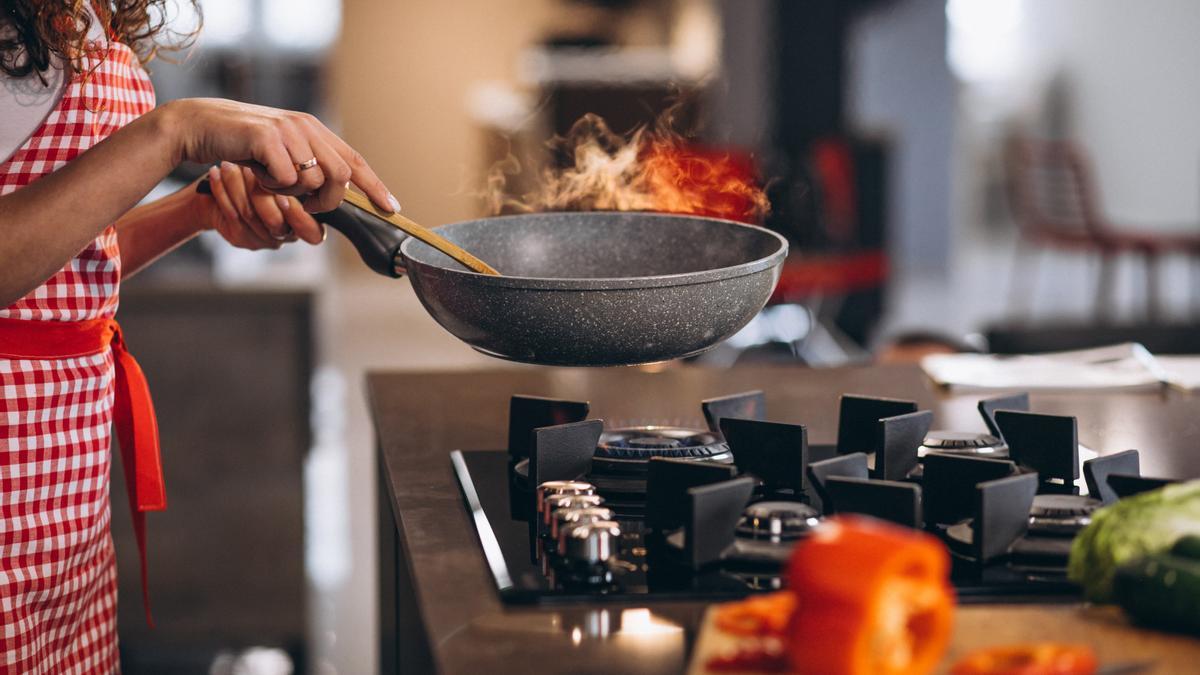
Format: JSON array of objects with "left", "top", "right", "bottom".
[
  {"left": 1027, "top": 494, "right": 1100, "bottom": 536},
  {"left": 736, "top": 501, "right": 821, "bottom": 542},
  {"left": 459, "top": 389, "right": 1104, "bottom": 605},
  {"left": 919, "top": 430, "right": 1007, "bottom": 457},
  {"left": 724, "top": 501, "right": 821, "bottom": 568},
  {"left": 595, "top": 427, "right": 730, "bottom": 461},
  {"left": 944, "top": 491, "right": 1102, "bottom": 565},
  {"left": 934, "top": 518, "right": 1079, "bottom": 573},
  {"left": 589, "top": 428, "right": 733, "bottom": 497}
]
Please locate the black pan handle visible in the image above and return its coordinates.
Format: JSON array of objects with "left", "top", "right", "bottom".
[{"left": 196, "top": 178, "right": 408, "bottom": 278}]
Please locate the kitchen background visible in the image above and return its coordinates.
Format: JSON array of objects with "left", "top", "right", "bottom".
[{"left": 110, "top": 0, "right": 1200, "bottom": 673}]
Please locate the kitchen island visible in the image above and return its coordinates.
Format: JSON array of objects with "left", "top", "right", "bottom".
[{"left": 369, "top": 365, "right": 1200, "bottom": 674}]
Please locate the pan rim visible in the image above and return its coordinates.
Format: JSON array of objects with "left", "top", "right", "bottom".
[
  {"left": 399, "top": 211, "right": 789, "bottom": 290},
  {"left": 467, "top": 341, "right": 725, "bottom": 367}
]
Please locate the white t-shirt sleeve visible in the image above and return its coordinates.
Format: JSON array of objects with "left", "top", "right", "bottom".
[
  {"left": 0, "top": 8, "right": 105, "bottom": 164},
  {"left": 0, "top": 66, "right": 68, "bottom": 164}
]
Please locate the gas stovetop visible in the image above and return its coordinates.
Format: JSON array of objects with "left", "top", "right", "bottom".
[{"left": 451, "top": 390, "right": 1164, "bottom": 605}]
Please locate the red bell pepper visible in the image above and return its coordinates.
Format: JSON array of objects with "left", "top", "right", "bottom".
[
  {"left": 950, "top": 643, "right": 1098, "bottom": 675},
  {"left": 787, "top": 515, "right": 955, "bottom": 675}
]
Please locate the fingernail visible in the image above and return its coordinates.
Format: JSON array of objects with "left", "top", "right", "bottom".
[
  {"left": 276, "top": 195, "right": 290, "bottom": 211},
  {"left": 207, "top": 166, "right": 219, "bottom": 180},
  {"left": 388, "top": 194, "right": 402, "bottom": 213},
  {"left": 220, "top": 160, "right": 235, "bottom": 171}
]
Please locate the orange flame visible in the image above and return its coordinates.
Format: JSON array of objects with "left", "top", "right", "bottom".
[{"left": 486, "top": 113, "right": 770, "bottom": 224}]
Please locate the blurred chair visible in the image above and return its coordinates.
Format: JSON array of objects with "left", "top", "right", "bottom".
[{"left": 1005, "top": 138, "right": 1200, "bottom": 321}]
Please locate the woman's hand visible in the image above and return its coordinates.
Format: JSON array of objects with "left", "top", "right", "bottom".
[
  {"left": 201, "top": 162, "right": 325, "bottom": 249},
  {"left": 162, "top": 98, "right": 400, "bottom": 215},
  {"left": 2, "top": 97, "right": 404, "bottom": 304}
]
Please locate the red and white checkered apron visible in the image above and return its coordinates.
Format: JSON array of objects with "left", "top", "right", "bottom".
[{"left": 0, "top": 39, "right": 158, "bottom": 674}]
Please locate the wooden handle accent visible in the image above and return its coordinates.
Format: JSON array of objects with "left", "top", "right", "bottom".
[{"left": 341, "top": 191, "right": 501, "bottom": 276}]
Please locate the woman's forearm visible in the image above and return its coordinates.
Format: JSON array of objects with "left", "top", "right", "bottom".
[
  {"left": 0, "top": 102, "right": 184, "bottom": 306},
  {"left": 0, "top": 96, "right": 399, "bottom": 306},
  {"left": 116, "top": 181, "right": 209, "bottom": 279}
]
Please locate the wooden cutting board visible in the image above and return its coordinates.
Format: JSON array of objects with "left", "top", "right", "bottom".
[{"left": 688, "top": 603, "right": 1200, "bottom": 674}]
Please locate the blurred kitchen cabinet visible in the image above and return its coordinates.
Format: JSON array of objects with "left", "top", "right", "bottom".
[
  {"left": 110, "top": 288, "right": 313, "bottom": 674},
  {"left": 543, "top": 83, "right": 700, "bottom": 140}
]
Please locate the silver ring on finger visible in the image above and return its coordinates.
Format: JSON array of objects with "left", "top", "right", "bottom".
[{"left": 295, "top": 157, "right": 319, "bottom": 172}]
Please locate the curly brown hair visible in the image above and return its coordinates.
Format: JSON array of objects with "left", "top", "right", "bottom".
[{"left": 0, "top": 1, "right": 201, "bottom": 83}]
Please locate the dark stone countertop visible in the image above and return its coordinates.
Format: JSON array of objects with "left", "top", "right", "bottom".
[{"left": 368, "top": 365, "right": 1200, "bottom": 674}]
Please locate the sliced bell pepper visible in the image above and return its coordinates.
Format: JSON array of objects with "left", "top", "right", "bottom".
[
  {"left": 713, "top": 591, "right": 796, "bottom": 637},
  {"left": 787, "top": 515, "right": 955, "bottom": 675},
  {"left": 705, "top": 638, "right": 789, "bottom": 672},
  {"left": 949, "top": 643, "right": 1098, "bottom": 675}
]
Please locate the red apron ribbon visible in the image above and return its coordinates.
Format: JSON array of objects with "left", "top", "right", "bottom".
[{"left": 0, "top": 316, "right": 165, "bottom": 628}]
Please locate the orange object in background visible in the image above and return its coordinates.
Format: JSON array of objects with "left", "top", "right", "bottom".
[
  {"left": 950, "top": 643, "right": 1099, "bottom": 675},
  {"left": 787, "top": 516, "right": 955, "bottom": 675}
]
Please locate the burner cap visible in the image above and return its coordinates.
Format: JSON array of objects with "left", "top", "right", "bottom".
[
  {"left": 596, "top": 427, "right": 729, "bottom": 460},
  {"left": 921, "top": 430, "right": 1007, "bottom": 455},
  {"left": 1027, "top": 494, "right": 1100, "bottom": 536},
  {"left": 736, "top": 501, "right": 821, "bottom": 542},
  {"left": 1030, "top": 494, "right": 1100, "bottom": 518},
  {"left": 627, "top": 436, "right": 683, "bottom": 450}
]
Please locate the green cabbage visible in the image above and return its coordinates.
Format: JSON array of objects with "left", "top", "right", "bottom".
[{"left": 1068, "top": 480, "right": 1200, "bottom": 602}]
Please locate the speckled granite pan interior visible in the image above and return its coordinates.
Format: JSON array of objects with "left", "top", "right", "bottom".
[{"left": 400, "top": 212, "right": 788, "bottom": 366}]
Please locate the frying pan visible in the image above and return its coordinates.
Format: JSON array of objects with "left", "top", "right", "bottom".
[{"left": 197, "top": 182, "right": 788, "bottom": 366}]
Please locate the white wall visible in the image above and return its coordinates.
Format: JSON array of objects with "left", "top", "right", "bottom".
[
  {"left": 987, "top": 0, "right": 1200, "bottom": 230},
  {"left": 709, "top": 0, "right": 775, "bottom": 154},
  {"left": 848, "top": 0, "right": 956, "bottom": 275}
]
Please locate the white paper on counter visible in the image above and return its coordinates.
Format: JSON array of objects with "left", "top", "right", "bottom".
[
  {"left": 1156, "top": 355, "right": 1200, "bottom": 391},
  {"left": 920, "top": 343, "right": 1175, "bottom": 391}
]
